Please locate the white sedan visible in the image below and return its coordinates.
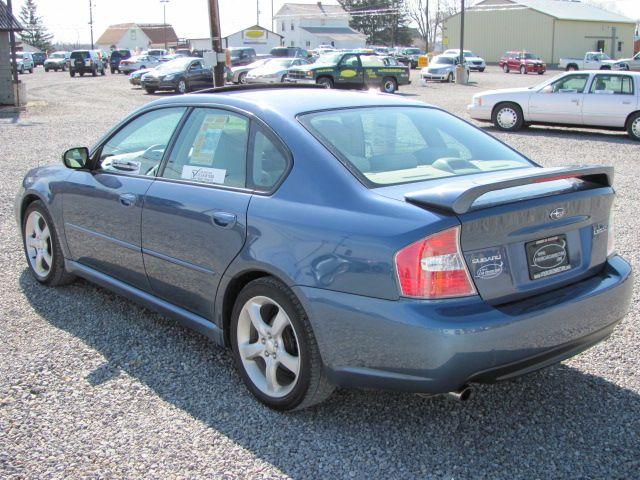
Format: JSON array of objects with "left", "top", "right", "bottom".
[
  {"left": 468, "top": 71, "right": 640, "bottom": 141},
  {"left": 245, "top": 58, "right": 309, "bottom": 84},
  {"left": 118, "top": 55, "right": 161, "bottom": 74}
]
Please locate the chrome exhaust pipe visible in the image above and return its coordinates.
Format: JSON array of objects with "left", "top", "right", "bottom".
[{"left": 445, "top": 385, "right": 473, "bottom": 402}]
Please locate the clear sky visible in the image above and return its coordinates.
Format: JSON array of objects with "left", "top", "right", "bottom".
[{"left": 14, "top": 0, "right": 640, "bottom": 44}]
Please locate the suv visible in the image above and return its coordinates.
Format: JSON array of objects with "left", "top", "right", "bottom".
[
  {"left": 44, "top": 51, "right": 70, "bottom": 71},
  {"left": 228, "top": 47, "right": 257, "bottom": 66},
  {"left": 499, "top": 51, "right": 546, "bottom": 75},
  {"left": 12, "top": 52, "right": 35, "bottom": 74},
  {"left": 269, "top": 46, "right": 308, "bottom": 58},
  {"left": 69, "top": 50, "right": 106, "bottom": 77},
  {"left": 109, "top": 49, "right": 132, "bottom": 73},
  {"left": 31, "top": 52, "right": 46, "bottom": 66}
]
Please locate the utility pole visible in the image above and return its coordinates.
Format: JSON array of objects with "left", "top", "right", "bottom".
[
  {"left": 207, "top": 0, "right": 225, "bottom": 87},
  {"left": 257, "top": 0, "right": 259, "bottom": 25},
  {"left": 7, "top": 0, "right": 19, "bottom": 104},
  {"left": 89, "top": 0, "right": 94, "bottom": 49},
  {"left": 161, "top": 0, "right": 170, "bottom": 51},
  {"left": 459, "top": 0, "right": 464, "bottom": 67},
  {"left": 271, "top": 0, "right": 274, "bottom": 31}
]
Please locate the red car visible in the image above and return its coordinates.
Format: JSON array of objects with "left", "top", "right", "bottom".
[{"left": 499, "top": 51, "right": 546, "bottom": 74}]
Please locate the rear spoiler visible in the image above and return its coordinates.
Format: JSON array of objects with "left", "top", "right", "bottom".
[{"left": 404, "top": 166, "right": 613, "bottom": 215}]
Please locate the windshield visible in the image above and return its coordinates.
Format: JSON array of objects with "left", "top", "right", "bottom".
[
  {"left": 270, "top": 48, "right": 293, "bottom": 57},
  {"left": 523, "top": 53, "right": 538, "bottom": 59},
  {"left": 315, "top": 53, "right": 343, "bottom": 65},
  {"left": 71, "top": 51, "right": 90, "bottom": 59},
  {"left": 50, "top": 52, "right": 66, "bottom": 59},
  {"left": 433, "top": 56, "right": 454, "bottom": 65},
  {"left": 266, "top": 58, "right": 296, "bottom": 68},
  {"left": 405, "top": 48, "right": 421, "bottom": 55},
  {"left": 156, "top": 57, "right": 192, "bottom": 71},
  {"left": 299, "top": 107, "right": 531, "bottom": 187}
]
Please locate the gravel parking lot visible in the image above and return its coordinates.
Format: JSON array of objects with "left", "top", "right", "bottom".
[{"left": 1, "top": 67, "right": 639, "bottom": 479}]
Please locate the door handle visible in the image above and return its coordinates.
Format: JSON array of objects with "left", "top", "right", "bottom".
[
  {"left": 118, "top": 193, "right": 137, "bottom": 207},
  {"left": 571, "top": 98, "right": 580, "bottom": 104},
  {"left": 623, "top": 101, "right": 632, "bottom": 105},
  {"left": 211, "top": 212, "right": 237, "bottom": 228}
]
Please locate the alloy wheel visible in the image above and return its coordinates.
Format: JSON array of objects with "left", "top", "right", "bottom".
[
  {"left": 178, "top": 80, "right": 187, "bottom": 94},
  {"left": 24, "top": 211, "right": 53, "bottom": 279},
  {"left": 496, "top": 107, "right": 518, "bottom": 129},
  {"left": 383, "top": 79, "right": 396, "bottom": 93},
  {"left": 632, "top": 117, "right": 640, "bottom": 140},
  {"left": 236, "top": 296, "right": 301, "bottom": 398}
]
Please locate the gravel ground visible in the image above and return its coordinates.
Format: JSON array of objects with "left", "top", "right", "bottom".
[{"left": 1, "top": 67, "right": 639, "bottom": 479}]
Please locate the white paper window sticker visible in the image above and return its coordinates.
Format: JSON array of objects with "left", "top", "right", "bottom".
[{"left": 181, "top": 165, "right": 227, "bottom": 185}]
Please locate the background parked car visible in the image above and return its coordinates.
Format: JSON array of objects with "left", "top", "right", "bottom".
[
  {"left": 11, "top": 52, "right": 34, "bottom": 74},
  {"left": 499, "top": 51, "right": 546, "bottom": 75},
  {"left": 394, "top": 47, "right": 424, "bottom": 69},
  {"left": 129, "top": 67, "right": 154, "bottom": 86},
  {"left": 119, "top": 54, "right": 161, "bottom": 74},
  {"left": 421, "top": 55, "right": 469, "bottom": 83},
  {"left": 230, "top": 58, "right": 273, "bottom": 84},
  {"left": 31, "top": 52, "right": 46, "bottom": 67},
  {"left": 146, "top": 48, "right": 167, "bottom": 57},
  {"left": 141, "top": 57, "right": 212, "bottom": 94},
  {"left": 443, "top": 49, "right": 486, "bottom": 72},
  {"left": 613, "top": 52, "right": 640, "bottom": 71},
  {"left": 559, "top": 52, "right": 615, "bottom": 71},
  {"left": 246, "top": 58, "right": 309, "bottom": 84},
  {"left": 468, "top": 71, "right": 640, "bottom": 141},
  {"left": 44, "top": 51, "right": 70, "bottom": 71},
  {"left": 270, "top": 46, "right": 308, "bottom": 58},
  {"left": 228, "top": 47, "right": 257, "bottom": 67},
  {"left": 69, "top": 50, "right": 106, "bottom": 77},
  {"left": 109, "top": 49, "right": 132, "bottom": 74}
]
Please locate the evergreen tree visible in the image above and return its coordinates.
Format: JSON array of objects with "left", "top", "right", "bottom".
[
  {"left": 339, "top": 0, "right": 412, "bottom": 46},
  {"left": 19, "top": 0, "right": 53, "bottom": 52}
]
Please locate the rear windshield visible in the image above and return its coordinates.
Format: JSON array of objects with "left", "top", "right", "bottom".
[
  {"left": 299, "top": 107, "right": 532, "bottom": 187},
  {"left": 71, "top": 51, "right": 90, "bottom": 59}
]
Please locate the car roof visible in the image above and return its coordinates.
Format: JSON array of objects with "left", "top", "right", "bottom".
[{"left": 145, "top": 88, "right": 428, "bottom": 119}]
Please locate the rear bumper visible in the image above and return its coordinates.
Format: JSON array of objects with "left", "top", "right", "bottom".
[{"left": 296, "top": 255, "right": 632, "bottom": 394}]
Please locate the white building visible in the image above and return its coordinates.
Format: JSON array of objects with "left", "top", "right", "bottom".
[
  {"left": 96, "top": 23, "right": 179, "bottom": 52},
  {"left": 221, "top": 25, "right": 283, "bottom": 54},
  {"left": 273, "top": 2, "right": 366, "bottom": 50}
]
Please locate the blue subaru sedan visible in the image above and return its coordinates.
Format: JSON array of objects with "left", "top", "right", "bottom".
[{"left": 15, "top": 85, "right": 632, "bottom": 410}]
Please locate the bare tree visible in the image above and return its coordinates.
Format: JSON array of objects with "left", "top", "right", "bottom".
[{"left": 408, "top": 0, "right": 429, "bottom": 50}]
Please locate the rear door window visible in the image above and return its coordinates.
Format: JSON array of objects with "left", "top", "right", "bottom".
[
  {"left": 589, "top": 74, "right": 634, "bottom": 95},
  {"left": 162, "top": 108, "right": 249, "bottom": 188}
]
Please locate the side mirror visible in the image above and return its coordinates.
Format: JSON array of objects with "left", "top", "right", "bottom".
[{"left": 62, "top": 147, "right": 90, "bottom": 169}]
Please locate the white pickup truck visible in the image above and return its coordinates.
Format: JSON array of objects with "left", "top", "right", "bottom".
[{"left": 559, "top": 52, "right": 616, "bottom": 71}]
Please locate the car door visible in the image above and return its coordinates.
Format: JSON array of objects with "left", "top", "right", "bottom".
[
  {"left": 582, "top": 73, "right": 637, "bottom": 127},
  {"left": 62, "top": 107, "right": 187, "bottom": 290},
  {"left": 185, "top": 60, "right": 207, "bottom": 89},
  {"left": 630, "top": 53, "right": 640, "bottom": 71},
  {"left": 336, "top": 53, "right": 363, "bottom": 88},
  {"left": 528, "top": 73, "right": 590, "bottom": 125},
  {"left": 141, "top": 107, "right": 253, "bottom": 319}
]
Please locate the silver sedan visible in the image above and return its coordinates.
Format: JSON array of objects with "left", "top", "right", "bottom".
[{"left": 467, "top": 70, "right": 640, "bottom": 141}]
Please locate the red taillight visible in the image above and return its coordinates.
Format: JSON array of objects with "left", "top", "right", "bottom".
[{"left": 395, "top": 226, "right": 477, "bottom": 299}]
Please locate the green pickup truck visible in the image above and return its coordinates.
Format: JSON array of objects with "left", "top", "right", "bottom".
[{"left": 285, "top": 52, "right": 411, "bottom": 93}]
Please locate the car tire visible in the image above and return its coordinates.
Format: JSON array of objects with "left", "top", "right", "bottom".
[
  {"left": 237, "top": 71, "right": 247, "bottom": 84},
  {"left": 176, "top": 79, "right": 188, "bottom": 94},
  {"left": 110, "top": 67, "right": 115, "bottom": 74},
  {"left": 566, "top": 65, "right": 578, "bottom": 71},
  {"left": 627, "top": 112, "right": 640, "bottom": 141},
  {"left": 520, "top": 65, "right": 527, "bottom": 74},
  {"left": 381, "top": 76, "right": 397, "bottom": 94},
  {"left": 492, "top": 102, "right": 524, "bottom": 131},
  {"left": 316, "top": 76, "right": 333, "bottom": 88},
  {"left": 22, "top": 201, "right": 75, "bottom": 287},
  {"left": 479, "top": 67, "right": 485, "bottom": 72},
  {"left": 503, "top": 64, "right": 509, "bottom": 73},
  {"left": 230, "top": 277, "right": 335, "bottom": 411},
  {"left": 70, "top": 70, "right": 75, "bottom": 77},
  {"left": 29, "top": 67, "right": 34, "bottom": 73},
  {"left": 145, "top": 87, "right": 157, "bottom": 94},
  {"left": 101, "top": 68, "right": 105, "bottom": 76},
  {"left": 92, "top": 68, "right": 97, "bottom": 77},
  {"left": 19, "top": 65, "right": 24, "bottom": 74},
  {"left": 44, "top": 67, "right": 49, "bottom": 72},
  {"left": 80, "top": 71, "right": 84, "bottom": 77}
]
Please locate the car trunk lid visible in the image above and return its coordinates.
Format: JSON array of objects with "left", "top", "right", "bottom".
[{"left": 398, "top": 166, "right": 614, "bottom": 304}]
